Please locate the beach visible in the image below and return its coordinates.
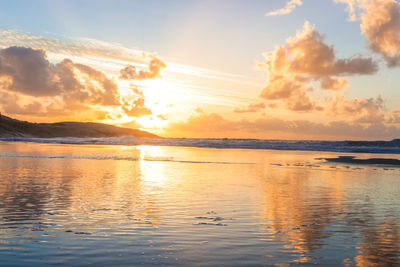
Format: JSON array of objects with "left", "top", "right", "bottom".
[{"left": 0, "top": 141, "right": 399, "bottom": 266}]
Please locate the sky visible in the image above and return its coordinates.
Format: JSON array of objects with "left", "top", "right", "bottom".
[{"left": 1, "top": 0, "right": 400, "bottom": 140}]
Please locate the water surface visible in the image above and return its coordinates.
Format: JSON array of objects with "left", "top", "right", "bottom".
[{"left": 0, "top": 142, "right": 399, "bottom": 266}]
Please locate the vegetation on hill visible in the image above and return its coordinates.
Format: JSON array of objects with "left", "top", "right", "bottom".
[{"left": 0, "top": 114, "right": 158, "bottom": 138}]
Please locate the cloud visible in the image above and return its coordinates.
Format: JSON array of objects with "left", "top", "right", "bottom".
[
  {"left": 283, "top": 89, "right": 318, "bottom": 111},
  {"left": 234, "top": 102, "right": 266, "bottom": 113},
  {"left": 0, "top": 29, "right": 262, "bottom": 111},
  {"left": 0, "top": 91, "right": 44, "bottom": 116},
  {"left": 325, "top": 94, "right": 385, "bottom": 123},
  {"left": 320, "top": 77, "right": 349, "bottom": 91},
  {"left": 121, "top": 97, "right": 152, "bottom": 117},
  {"left": 0, "top": 46, "right": 154, "bottom": 120},
  {"left": 57, "top": 59, "right": 120, "bottom": 106},
  {"left": 166, "top": 111, "right": 400, "bottom": 140},
  {"left": 386, "top": 109, "right": 400, "bottom": 123},
  {"left": 334, "top": 0, "right": 359, "bottom": 21},
  {"left": 0, "top": 47, "right": 59, "bottom": 97},
  {"left": 157, "top": 114, "right": 167, "bottom": 120},
  {"left": 0, "top": 46, "right": 120, "bottom": 106},
  {"left": 336, "top": 0, "right": 400, "bottom": 67},
  {"left": 361, "top": 0, "right": 400, "bottom": 67},
  {"left": 120, "top": 86, "right": 152, "bottom": 117},
  {"left": 266, "top": 0, "right": 303, "bottom": 16},
  {"left": 119, "top": 54, "right": 166, "bottom": 80},
  {"left": 259, "top": 21, "right": 378, "bottom": 112},
  {"left": 274, "top": 21, "right": 377, "bottom": 76},
  {"left": 0, "top": 90, "right": 86, "bottom": 117},
  {"left": 0, "top": 30, "right": 145, "bottom": 63}
]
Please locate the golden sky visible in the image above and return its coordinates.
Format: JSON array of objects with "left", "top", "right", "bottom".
[{"left": 1, "top": 0, "right": 400, "bottom": 140}]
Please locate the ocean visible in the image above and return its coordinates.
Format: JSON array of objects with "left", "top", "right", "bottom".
[
  {"left": 2, "top": 136, "right": 400, "bottom": 154},
  {"left": 0, "top": 139, "right": 399, "bottom": 266}
]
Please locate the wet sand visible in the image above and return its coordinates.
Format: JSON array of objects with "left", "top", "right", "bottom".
[{"left": 0, "top": 141, "right": 399, "bottom": 266}]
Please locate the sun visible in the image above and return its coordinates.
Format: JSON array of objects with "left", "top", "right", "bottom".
[
  {"left": 135, "top": 114, "right": 168, "bottom": 130},
  {"left": 111, "top": 78, "right": 176, "bottom": 131}
]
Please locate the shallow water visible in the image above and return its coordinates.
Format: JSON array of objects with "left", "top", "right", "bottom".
[{"left": 0, "top": 142, "right": 399, "bottom": 266}]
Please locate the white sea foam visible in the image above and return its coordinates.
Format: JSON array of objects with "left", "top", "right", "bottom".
[{"left": 1, "top": 137, "right": 400, "bottom": 154}]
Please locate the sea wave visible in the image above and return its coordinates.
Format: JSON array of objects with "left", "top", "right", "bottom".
[{"left": 1, "top": 137, "right": 400, "bottom": 154}]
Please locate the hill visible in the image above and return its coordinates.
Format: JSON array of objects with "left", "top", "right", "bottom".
[{"left": 0, "top": 114, "right": 159, "bottom": 138}]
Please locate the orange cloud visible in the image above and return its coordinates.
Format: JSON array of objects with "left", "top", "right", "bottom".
[
  {"left": 320, "top": 77, "right": 349, "bottom": 91},
  {"left": 326, "top": 94, "right": 385, "bottom": 123},
  {"left": 234, "top": 102, "right": 266, "bottom": 113},
  {"left": 337, "top": 0, "right": 400, "bottom": 66},
  {"left": 269, "top": 21, "right": 377, "bottom": 77},
  {"left": 166, "top": 111, "right": 400, "bottom": 140},
  {"left": 121, "top": 87, "right": 152, "bottom": 117},
  {"left": 361, "top": 0, "right": 400, "bottom": 66},
  {"left": 386, "top": 109, "right": 400, "bottom": 124},
  {"left": 0, "top": 89, "right": 109, "bottom": 123},
  {"left": 0, "top": 46, "right": 120, "bottom": 105},
  {"left": 0, "top": 46, "right": 153, "bottom": 121},
  {"left": 259, "top": 22, "right": 378, "bottom": 112},
  {"left": 119, "top": 54, "right": 166, "bottom": 80},
  {"left": 283, "top": 89, "right": 319, "bottom": 111},
  {"left": 0, "top": 91, "right": 45, "bottom": 116}
]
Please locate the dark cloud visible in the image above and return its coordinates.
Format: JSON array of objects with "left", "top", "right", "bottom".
[
  {"left": 0, "top": 46, "right": 120, "bottom": 106},
  {"left": 0, "top": 47, "right": 58, "bottom": 96},
  {"left": 0, "top": 46, "right": 157, "bottom": 120}
]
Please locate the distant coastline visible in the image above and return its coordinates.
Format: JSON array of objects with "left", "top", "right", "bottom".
[{"left": 0, "top": 114, "right": 158, "bottom": 138}]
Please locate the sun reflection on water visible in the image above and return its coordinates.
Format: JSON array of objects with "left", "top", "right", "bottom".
[{"left": 0, "top": 142, "right": 399, "bottom": 265}]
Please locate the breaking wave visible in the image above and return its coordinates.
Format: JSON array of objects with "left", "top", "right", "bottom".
[{"left": 2, "top": 137, "right": 400, "bottom": 154}]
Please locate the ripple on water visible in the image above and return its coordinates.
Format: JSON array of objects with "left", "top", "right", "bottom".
[{"left": 0, "top": 142, "right": 399, "bottom": 266}]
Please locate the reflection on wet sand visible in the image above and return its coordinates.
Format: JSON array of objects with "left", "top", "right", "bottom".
[
  {"left": 355, "top": 219, "right": 400, "bottom": 266},
  {"left": 259, "top": 165, "right": 400, "bottom": 265},
  {"left": 0, "top": 146, "right": 162, "bottom": 236},
  {"left": 0, "top": 142, "right": 399, "bottom": 265},
  {"left": 259, "top": 167, "right": 347, "bottom": 263}
]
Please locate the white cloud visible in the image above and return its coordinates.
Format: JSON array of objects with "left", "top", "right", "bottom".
[{"left": 266, "top": 0, "right": 303, "bottom": 16}]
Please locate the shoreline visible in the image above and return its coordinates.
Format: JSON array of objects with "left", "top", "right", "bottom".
[{"left": 2, "top": 136, "right": 400, "bottom": 156}]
